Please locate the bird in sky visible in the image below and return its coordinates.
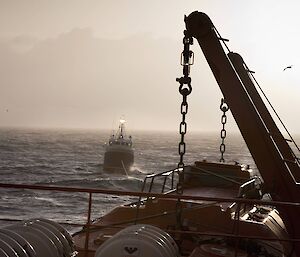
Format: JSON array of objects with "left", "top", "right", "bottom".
[{"left": 283, "top": 65, "right": 293, "bottom": 71}]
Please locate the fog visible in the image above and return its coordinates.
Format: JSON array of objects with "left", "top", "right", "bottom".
[{"left": 0, "top": 1, "right": 299, "bottom": 135}]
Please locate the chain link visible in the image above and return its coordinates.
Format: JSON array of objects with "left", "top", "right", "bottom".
[
  {"left": 219, "top": 98, "right": 229, "bottom": 162},
  {"left": 176, "top": 31, "right": 194, "bottom": 194}
]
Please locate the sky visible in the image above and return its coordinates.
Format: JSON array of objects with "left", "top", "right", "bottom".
[{"left": 0, "top": 0, "right": 299, "bottom": 134}]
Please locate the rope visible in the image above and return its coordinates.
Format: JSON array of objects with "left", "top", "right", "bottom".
[
  {"left": 244, "top": 62, "right": 300, "bottom": 155},
  {"left": 75, "top": 201, "right": 219, "bottom": 235},
  {"left": 213, "top": 26, "right": 231, "bottom": 53},
  {"left": 214, "top": 23, "right": 299, "bottom": 163}
]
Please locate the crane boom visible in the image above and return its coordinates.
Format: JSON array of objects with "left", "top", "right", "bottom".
[{"left": 184, "top": 11, "right": 300, "bottom": 255}]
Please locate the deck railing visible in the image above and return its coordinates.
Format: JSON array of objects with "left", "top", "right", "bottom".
[{"left": 1, "top": 182, "right": 300, "bottom": 257}]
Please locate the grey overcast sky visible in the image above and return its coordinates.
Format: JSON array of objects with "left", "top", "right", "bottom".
[{"left": 0, "top": 0, "right": 299, "bottom": 133}]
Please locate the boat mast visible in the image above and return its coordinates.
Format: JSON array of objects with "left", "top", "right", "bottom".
[{"left": 118, "top": 119, "right": 126, "bottom": 139}]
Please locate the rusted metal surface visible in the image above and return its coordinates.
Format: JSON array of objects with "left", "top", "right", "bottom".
[
  {"left": 1, "top": 181, "right": 300, "bottom": 257},
  {"left": 184, "top": 11, "right": 300, "bottom": 256}
]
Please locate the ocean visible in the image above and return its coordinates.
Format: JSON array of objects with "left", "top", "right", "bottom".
[{"left": 0, "top": 127, "right": 291, "bottom": 232}]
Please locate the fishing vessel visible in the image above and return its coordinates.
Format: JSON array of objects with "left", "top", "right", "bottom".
[
  {"left": 103, "top": 119, "right": 134, "bottom": 173},
  {"left": 1, "top": 10, "right": 300, "bottom": 257}
]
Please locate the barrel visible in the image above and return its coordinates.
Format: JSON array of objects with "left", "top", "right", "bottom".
[
  {"left": 95, "top": 224, "right": 179, "bottom": 257},
  {"left": 0, "top": 218, "right": 77, "bottom": 257}
]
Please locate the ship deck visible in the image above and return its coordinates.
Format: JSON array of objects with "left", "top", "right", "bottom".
[{"left": 180, "top": 186, "right": 238, "bottom": 209}]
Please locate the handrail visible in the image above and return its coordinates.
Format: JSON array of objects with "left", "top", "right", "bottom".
[
  {"left": 1, "top": 181, "right": 300, "bottom": 256},
  {"left": 134, "top": 167, "right": 178, "bottom": 223},
  {"left": 1, "top": 182, "right": 300, "bottom": 207}
]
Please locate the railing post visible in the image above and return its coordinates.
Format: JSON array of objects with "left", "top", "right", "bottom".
[
  {"left": 162, "top": 176, "right": 168, "bottom": 193},
  {"left": 84, "top": 192, "right": 93, "bottom": 257},
  {"left": 233, "top": 203, "right": 241, "bottom": 257}
]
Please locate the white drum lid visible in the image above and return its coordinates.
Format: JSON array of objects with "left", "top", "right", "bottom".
[
  {"left": 1, "top": 219, "right": 75, "bottom": 257},
  {"left": 36, "top": 218, "right": 74, "bottom": 249},
  {"left": 95, "top": 224, "right": 178, "bottom": 257},
  {"left": 0, "top": 229, "right": 37, "bottom": 257},
  {"left": 0, "top": 248, "right": 9, "bottom": 257},
  {"left": 96, "top": 236, "right": 165, "bottom": 257},
  {"left": 25, "top": 221, "right": 64, "bottom": 256},
  {"left": 125, "top": 229, "right": 171, "bottom": 257},
  {"left": 120, "top": 224, "right": 178, "bottom": 256},
  {"left": 6, "top": 225, "right": 58, "bottom": 257},
  {"left": 0, "top": 233, "right": 29, "bottom": 257},
  {"left": 0, "top": 238, "right": 19, "bottom": 257},
  {"left": 29, "top": 219, "right": 72, "bottom": 256}
]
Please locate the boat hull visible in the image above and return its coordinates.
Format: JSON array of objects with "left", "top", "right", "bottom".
[{"left": 103, "top": 147, "right": 134, "bottom": 172}]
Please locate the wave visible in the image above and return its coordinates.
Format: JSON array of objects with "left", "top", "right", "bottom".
[
  {"left": 33, "top": 196, "right": 64, "bottom": 207},
  {"left": 38, "top": 176, "right": 143, "bottom": 191},
  {"left": 0, "top": 129, "right": 267, "bottom": 226}
]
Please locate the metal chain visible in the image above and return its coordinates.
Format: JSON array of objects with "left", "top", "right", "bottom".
[
  {"left": 219, "top": 98, "right": 229, "bottom": 162},
  {"left": 175, "top": 30, "right": 194, "bottom": 194}
]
